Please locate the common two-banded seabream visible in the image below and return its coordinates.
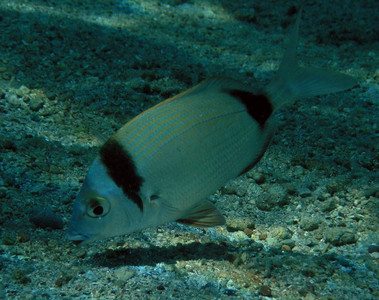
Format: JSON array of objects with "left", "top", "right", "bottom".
[{"left": 67, "top": 11, "right": 356, "bottom": 243}]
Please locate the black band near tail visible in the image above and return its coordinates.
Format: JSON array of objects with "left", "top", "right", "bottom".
[
  {"left": 226, "top": 89, "right": 273, "bottom": 127},
  {"left": 99, "top": 138, "right": 144, "bottom": 211}
]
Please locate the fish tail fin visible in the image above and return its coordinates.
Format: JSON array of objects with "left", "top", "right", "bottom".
[{"left": 265, "top": 7, "right": 357, "bottom": 109}]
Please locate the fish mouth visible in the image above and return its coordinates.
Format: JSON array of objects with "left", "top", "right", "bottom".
[{"left": 66, "top": 232, "right": 90, "bottom": 245}]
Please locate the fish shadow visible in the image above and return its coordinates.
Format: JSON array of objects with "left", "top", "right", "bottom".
[{"left": 90, "top": 241, "right": 234, "bottom": 268}]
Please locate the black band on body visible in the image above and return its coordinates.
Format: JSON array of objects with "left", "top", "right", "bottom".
[
  {"left": 99, "top": 138, "right": 144, "bottom": 211},
  {"left": 226, "top": 89, "right": 273, "bottom": 127}
]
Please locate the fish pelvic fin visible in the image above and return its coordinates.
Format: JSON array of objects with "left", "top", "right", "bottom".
[
  {"left": 177, "top": 200, "right": 225, "bottom": 228},
  {"left": 265, "top": 7, "right": 357, "bottom": 109}
]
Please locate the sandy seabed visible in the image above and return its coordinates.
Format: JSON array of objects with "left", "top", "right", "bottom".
[{"left": 0, "top": 0, "right": 378, "bottom": 299}]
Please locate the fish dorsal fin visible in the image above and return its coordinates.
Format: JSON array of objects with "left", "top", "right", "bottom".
[{"left": 176, "top": 200, "right": 225, "bottom": 227}]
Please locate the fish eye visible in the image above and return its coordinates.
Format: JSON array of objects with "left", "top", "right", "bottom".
[{"left": 87, "top": 196, "right": 111, "bottom": 218}]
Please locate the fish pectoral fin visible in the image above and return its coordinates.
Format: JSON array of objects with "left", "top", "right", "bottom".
[{"left": 176, "top": 201, "right": 225, "bottom": 227}]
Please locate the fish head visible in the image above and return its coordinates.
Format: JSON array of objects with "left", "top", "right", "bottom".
[{"left": 67, "top": 158, "right": 146, "bottom": 244}]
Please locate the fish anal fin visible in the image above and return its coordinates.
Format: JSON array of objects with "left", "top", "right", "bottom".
[{"left": 177, "top": 201, "right": 225, "bottom": 227}]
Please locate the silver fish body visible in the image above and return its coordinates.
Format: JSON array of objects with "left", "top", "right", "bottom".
[{"left": 67, "top": 11, "right": 356, "bottom": 243}]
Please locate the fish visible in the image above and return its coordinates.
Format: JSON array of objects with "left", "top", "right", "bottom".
[{"left": 67, "top": 10, "right": 357, "bottom": 244}]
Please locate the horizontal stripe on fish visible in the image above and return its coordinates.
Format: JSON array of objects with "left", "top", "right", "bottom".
[
  {"left": 115, "top": 95, "right": 246, "bottom": 161},
  {"left": 115, "top": 87, "right": 207, "bottom": 148},
  {"left": 137, "top": 110, "right": 244, "bottom": 167},
  {"left": 115, "top": 78, "right": 256, "bottom": 152},
  {"left": 141, "top": 112, "right": 263, "bottom": 204},
  {"left": 126, "top": 101, "right": 226, "bottom": 155},
  {"left": 132, "top": 104, "right": 246, "bottom": 165}
]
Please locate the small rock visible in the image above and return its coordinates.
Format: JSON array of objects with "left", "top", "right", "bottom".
[
  {"left": 325, "top": 228, "right": 357, "bottom": 246},
  {"left": 283, "top": 183, "right": 297, "bottom": 195},
  {"left": 257, "top": 184, "right": 290, "bottom": 210},
  {"left": 226, "top": 218, "right": 255, "bottom": 232},
  {"left": 363, "top": 185, "right": 379, "bottom": 198},
  {"left": 55, "top": 273, "right": 72, "bottom": 287},
  {"left": 281, "top": 239, "right": 295, "bottom": 249},
  {"left": 302, "top": 268, "right": 315, "bottom": 277},
  {"left": 255, "top": 195, "right": 272, "bottom": 211},
  {"left": 368, "top": 244, "right": 379, "bottom": 253},
  {"left": 260, "top": 285, "right": 272, "bottom": 297},
  {"left": 247, "top": 170, "right": 266, "bottom": 184},
  {"left": 6, "top": 92, "right": 21, "bottom": 108},
  {"left": 222, "top": 185, "right": 237, "bottom": 195},
  {"left": 298, "top": 187, "right": 312, "bottom": 198},
  {"left": 223, "top": 289, "right": 236, "bottom": 296},
  {"left": 16, "top": 85, "right": 30, "bottom": 97},
  {"left": 326, "top": 180, "right": 342, "bottom": 194},
  {"left": 304, "top": 293, "right": 317, "bottom": 300},
  {"left": 49, "top": 165, "right": 63, "bottom": 174},
  {"left": 85, "top": 270, "right": 98, "bottom": 281},
  {"left": 271, "top": 226, "right": 292, "bottom": 241},
  {"left": 320, "top": 198, "right": 337, "bottom": 212},
  {"left": 300, "top": 216, "right": 320, "bottom": 231},
  {"left": 114, "top": 267, "right": 136, "bottom": 281},
  {"left": 244, "top": 228, "right": 253, "bottom": 237},
  {"left": 75, "top": 249, "right": 87, "bottom": 259},
  {"left": 28, "top": 93, "right": 45, "bottom": 111},
  {"left": 17, "top": 231, "right": 30, "bottom": 243},
  {"left": 29, "top": 207, "right": 63, "bottom": 229}
]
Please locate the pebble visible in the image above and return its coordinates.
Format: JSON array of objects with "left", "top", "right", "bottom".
[
  {"left": 16, "top": 85, "right": 30, "bottom": 97},
  {"left": 29, "top": 207, "right": 64, "bottom": 229},
  {"left": 6, "top": 92, "right": 21, "bottom": 108},
  {"left": 281, "top": 239, "right": 295, "bottom": 249},
  {"left": 298, "top": 187, "right": 312, "bottom": 198},
  {"left": 226, "top": 218, "right": 255, "bottom": 232},
  {"left": 17, "top": 231, "right": 31, "bottom": 243},
  {"left": 223, "top": 289, "right": 236, "bottom": 296},
  {"left": 260, "top": 285, "right": 272, "bottom": 297},
  {"left": 325, "top": 228, "right": 357, "bottom": 246},
  {"left": 257, "top": 184, "right": 290, "bottom": 210},
  {"left": 319, "top": 198, "right": 337, "bottom": 212},
  {"left": 222, "top": 184, "right": 246, "bottom": 197},
  {"left": 28, "top": 93, "right": 45, "bottom": 111},
  {"left": 367, "top": 244, "right": 379, "bottom": 253},
  {"left": 281, "top": 244, "right": 291, "bottom": 251},
  {"left": 283, "top": 183, "right": 297, "bottom": 195},
  {"left": 326, "top": 180, "right": 343, "bottom": 194},
  {"left": 114, "top": 266, "right": 136, "bottom": 281},
  {"left": 271, "top": 226, "right": 292, "bottom": 241},
  {"left": 243, "top": 228, "right": 253, "bottom": 237},
  {"left": 85, "top": 270, "right": 98, "bottom": 281},
  {"left": 304, "top": 293, "right": 317, "bottom": 300},
  {"left": 300, "top": 216, "right": 320, "bottom": 231},
  {"left": 247, "top": 170, "right": 266, "bottom": 184},
  {"left": 55, "top": 274, "right": 72, "bottom": 287}
]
